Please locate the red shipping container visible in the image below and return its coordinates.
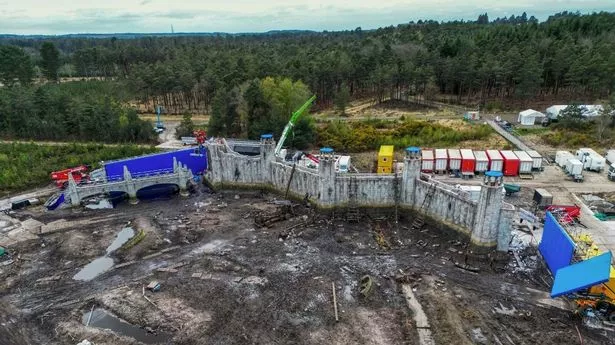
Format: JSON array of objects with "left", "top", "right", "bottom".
[
  {"left": 460, "top": 149, "right": 475, "bottom": 173},
  {"left": 500, "top": 150, "right": 520, "bottom": 176}
]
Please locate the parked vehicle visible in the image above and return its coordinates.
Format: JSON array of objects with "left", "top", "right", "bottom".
[
  {"left": 576, "top": 148, "right": 606, "bottom": 172},
  {"left": 608, "top": 163, "right": 615, "bottom": 181},
  {"left": 555, "top": 151, "right": 575, "bottom": 168},
  {"left": 566, "top": 158, "right": 583, "bottom": 176}
]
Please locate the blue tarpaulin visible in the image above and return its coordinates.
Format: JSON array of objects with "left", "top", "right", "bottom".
[
  {"left": 551, "top": 251, "right": 612, "bottom": 297},
  {"left": 538, "top": 212, "right": 576, "bottom": 274}
]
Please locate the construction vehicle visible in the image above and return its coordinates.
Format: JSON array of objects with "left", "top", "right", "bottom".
[
  {"left": 571, "top": 248, "right": 615, "bottom": 321},
  {"left": 193, "top": 129, "right": 207, "bottom": 145},
  {"left": 543, "top": 214, "right": 615, "bottom": 322},
  {"left": 544, "top": 204, "right": 581, "bottom": 225},
  {"left": 274, "top": 95, "right": 317, "bottom": 158},
  {"left": 154, "top": 106, "right": 165, "bottom": 133},
  {"left": 51, "top": 166, "right": 89, "bottom": 188}
]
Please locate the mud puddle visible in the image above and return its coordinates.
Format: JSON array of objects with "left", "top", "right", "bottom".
[
  {"left": 106, "top": 227, "right": 135, "bottom": 253},
  {"left": 73, "top": 257, "right": 114, "bottom": 281},
  {"left": 83, "top": 308, "right": 171, "bottom": 344},
  {"left": 73, "top": 227, "right": 135, "bottom": 281}
]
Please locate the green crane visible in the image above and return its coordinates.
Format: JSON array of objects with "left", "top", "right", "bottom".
[{"left": 274, "top": 95, "right": 316, "bottom": 157}]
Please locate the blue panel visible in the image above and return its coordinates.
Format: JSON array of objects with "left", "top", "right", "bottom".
[
  {"left": 551, "top": 251, "right": 612, "bottom": 297},
  {"left": 104, "top": 148, "right": 207, "bottom": 181},
  {"left": 538, "top": 212, "right": 575, "bottom": 274}
]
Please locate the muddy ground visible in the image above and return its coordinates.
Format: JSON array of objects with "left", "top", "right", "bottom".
[{"left": 0, "top": 187, "right": 613, "bottom": 345}]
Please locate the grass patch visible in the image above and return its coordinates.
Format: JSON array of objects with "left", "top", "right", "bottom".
[
  {"left": 513, "top": 127, "right": 550, "bottom": 136},
  {"left": 0, "top": 143, "right": 158, "bottom": 195},
  {"left": 317, "top": 119, "right": 494, "bottom": 152}
]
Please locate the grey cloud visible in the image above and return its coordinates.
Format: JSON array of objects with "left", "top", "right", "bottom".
[
  {"left": 156, "top": 10, "right": 198, "bottom": 20},
  {"left": 1, "top": 1, "right": 615, "bottom": 35},
  {"left": 140, "top": 0, "right": 152, "bottom": 5}
]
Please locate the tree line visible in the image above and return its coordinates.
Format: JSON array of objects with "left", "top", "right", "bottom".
[
  {"left": 1, "top": 11, "right": 614, "bottom": 114},
  {"left": 0, "top": 81, "right": 156, "bottom": 143},
  {"left": 177, "top": 77, "right": 316, "bottom": 149}
]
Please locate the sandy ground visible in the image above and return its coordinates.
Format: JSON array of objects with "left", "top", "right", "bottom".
[{"left": 0, "top": 186, "right": 612, "bottom": 345}]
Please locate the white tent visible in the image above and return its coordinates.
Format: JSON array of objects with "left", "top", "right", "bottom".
[
  {"left": 546, "top": 105, "right": 567, "bottom": 119},
  {"left": 517, "top": 109, "right": 546, "bottom": 125},
  {"left": 546, "top": 104, "right": 605, "bottom": 119},
  {"left": 580, "top": 105, "right": 604, "bottom": 117}
]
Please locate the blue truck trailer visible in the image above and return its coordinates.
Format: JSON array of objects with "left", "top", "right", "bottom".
[{"left": 102, "top": 147, "right": 207, "bottom": 181}]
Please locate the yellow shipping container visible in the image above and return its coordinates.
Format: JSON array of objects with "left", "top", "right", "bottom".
[
  {"left": 377, "top": 166, "right": 392, "bottom": 174},
  {"left": 378, "top": 145, "right": 394, "bottom": 168}
]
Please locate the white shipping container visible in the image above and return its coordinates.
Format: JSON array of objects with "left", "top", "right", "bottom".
[
  {"left": 455, "top": 185, "right": 482, "bottom": 202},
  {"left": 555, "top": 151, "right": 575, "bottom": 168},
  {"left": 486, "top": 150, "right": 503, "bottom": 172},
  {"left": 576, "top": 148, "right": 600, "bottom": 159},
  {"left": 566, "top": 158, "right": 583, "bottom": 176},
  {"left": 473, "top": 151, "right": 489, "bottom": 172},
  {"left": 525, "top": 150, "right": 543, "bottom": 170},
  {"left": 514, "top": 151, "right": 533, "bottom": 174},
  {"left": 576, "top": 148, "right": 606, "bottom": 172},
  {"left": 421, "top": 150, "right": 435, "bottom": 172},
  {"left": 435, "top": 149, "right": 448, "bottom": 171},
  {"left": 584, "top": 155, "right": 606, "bottom": 172},
  {"left": 448, "top": 149, "right": 461, "bottom": 170},
  {"left": 606, "top": 150, "right": 615, "bottom": 164}
]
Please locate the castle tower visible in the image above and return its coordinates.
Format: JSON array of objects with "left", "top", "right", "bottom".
[
  {"left": 402, "top": 146, "right": 422, "bottom": 206},
  {"left": 471, "top": 171, "right": 504, "bottom": 248},
  {"left": 318, "top": 147, "right": 336, "bottom": 206}
]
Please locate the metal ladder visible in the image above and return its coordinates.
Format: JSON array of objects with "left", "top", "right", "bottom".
[
  {"left": 412, "top": 182, "right": 436, "bottom": 229},
  {"left": 346, "top": 176, "right": 360, "bottom": 222}
]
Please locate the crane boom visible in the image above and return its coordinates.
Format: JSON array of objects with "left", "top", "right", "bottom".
[{"left": 274, "top": 95, "right": 316, "bottom": 157}]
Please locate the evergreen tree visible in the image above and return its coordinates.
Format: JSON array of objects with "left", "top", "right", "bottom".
[
  {"left": 176, "top": 113, "right": 195, "bottom": 139},
  {"left": 0, "top": 45, "right": 34, "bottom": 87},
  {"left": 40, "top": 42, "right": 61, "bottom": 82}
]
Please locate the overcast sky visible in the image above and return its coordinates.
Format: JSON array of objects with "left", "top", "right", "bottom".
[{"left": 1, "top": 0, "right": 614, "bottom": 35}]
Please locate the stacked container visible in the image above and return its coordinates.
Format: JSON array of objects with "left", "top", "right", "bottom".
[
  {"left": 473, "top": 151, "right": 489, "bottom": 173},
  {"left": 486, "top": 150, "right": 503, "bottom": 172},
  {"left": 555, "top": 151, "right": 575, "bottom": 168},
  {"left": 377, "top": 145, "right": 394, "bottom": 174},
  {"left": 448, "top": 149, "right": 462, "bottom": 171},
  {"left": 514, "top": 151, "right": 533, "bottom": 174},
  {"left": 500, "top": 150, "right": 520, "bottom": 176},
  {"left": 434, "top": 149, "right": 448, "bottom": 172},
  {"left": 421, "top": 149, "right": 435, "bottom": 172},
  {"left": 526, "top": 150, "right": 543, "bottom": 171},
  {"left": 460, "top": 149, "right": 476, "bottom": 174}
]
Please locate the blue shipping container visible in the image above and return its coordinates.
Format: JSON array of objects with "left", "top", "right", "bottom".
[{"left": 104, "top": 147, "right": 207, "bottom": 181}]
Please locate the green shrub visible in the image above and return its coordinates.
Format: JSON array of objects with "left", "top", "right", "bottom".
[
  {"left": 0, "top": 143, "right": 158, "bottom": 195},
  {"left": 317, "top": 119, "right": 493, "bottom": 152}
]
